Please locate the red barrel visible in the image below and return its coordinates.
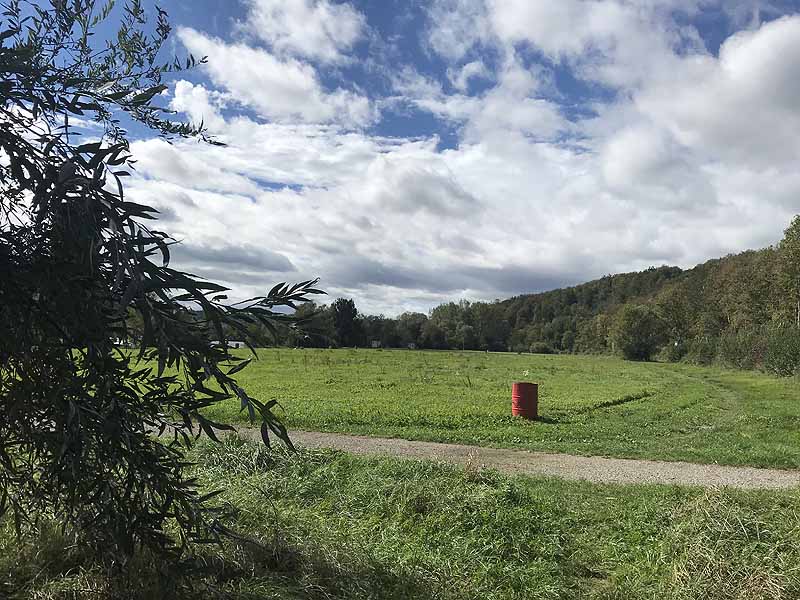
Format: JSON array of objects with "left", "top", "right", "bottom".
[{"left": 512, "top": 382, "right": 538, "bottom": 419}]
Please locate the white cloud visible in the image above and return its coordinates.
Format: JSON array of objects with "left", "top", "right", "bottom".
[
  {"left": 169, "top": 80, "right": 227, "bottom": 132},
  {"left": 131, "top": 138, "right": 261, "bottom": 196},
  {"left": 124, "top": 4, "right": 800, "bottom": 315},
  {"left": 396, "top": 57, "right": 567, "bottom": 142},
  {"left": 426, "top": 0, "right": 491, "bottom": 61},
  {"left": 489, "top": 0, "right": 621, "bottom": 57},
  {"left": 636, "top": 15, "right": 800, "bottom": 167},
  {"left": 178, "top": 27, "right": 375, "bottom": 127},
  {"left": 481, "top": 0, "right": 705, "bottom": 88},
  {"left": 448, "top": 60, "right": 491, "bottom": 92},
  {"left": 600, "top": 124, "right": 718, "bottom": 212},
  {"left": 242, "top": 0, "right": 365, "bottom": 63}
]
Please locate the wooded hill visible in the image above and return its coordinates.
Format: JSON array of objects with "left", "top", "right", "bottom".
[
  {"left": 250, "top": 216, "right": 800, "bottom": 375},
  {"left": 500, "top": 264, "right": 684, "bottom": 353},
  {"left": 500, "top": 245, "right": 791, "bottom": 354}
]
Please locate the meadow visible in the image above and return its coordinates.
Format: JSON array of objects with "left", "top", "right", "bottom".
[
  {"left": 5, "top": 437, "right": 800, "bottom": 599},
  {"left": 6, "top": 352, "right": 800, "bottom": 598},
  {"left": 206, "top": 348, "right": 800, "bottom": 469}
]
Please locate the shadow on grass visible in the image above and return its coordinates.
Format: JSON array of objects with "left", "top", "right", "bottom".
[
  {"left": 0, "top": 522, "right": 441, "bottom": 600},
  {"left": 529, "top": 414, "right": 571, "bottom": 424},
  {"left": 573, "top": 389, "right": 654, "bottom": 415},
  {"left": 201, "top": 533, "right": 442, "bottom": 600}
]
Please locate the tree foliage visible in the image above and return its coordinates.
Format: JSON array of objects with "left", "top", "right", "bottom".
[
  {"left": 262, "top": 222, "right": 799, "bottom": 376},
  {"left": 609, "top": 304, "right": 668, "bottom": 361},
  {"left": 0, "top": 0, "right": 321, "bottom": 580},
  {"left": 779, "top": 215, "right": 800, "bottom": 328},
  {"left": 332, "top": 297, "right": 360, "bottom": 347}
]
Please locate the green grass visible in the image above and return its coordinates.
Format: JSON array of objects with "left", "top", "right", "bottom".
[
  {"left": 5, "top": 436, "right": 800, "bottom": 599},
  {"left": 204, "top": 349, "right": 800, "bottom": 468}
]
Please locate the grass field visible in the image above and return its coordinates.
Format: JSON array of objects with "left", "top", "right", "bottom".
[
  {"left": 16, "top": 348, "right": 790, "bottom": 597},
  {"left": 5, "top": 437, "right": 800, "bottom": 599},
  {"left": 204, "top": 348, "right": 800, "bottom": 469}
]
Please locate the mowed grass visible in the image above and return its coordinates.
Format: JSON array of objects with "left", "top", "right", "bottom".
[
  {"left": 204, "top": 349, "right": 800, "bottom": 468},
  {"left": 5, "top": 437, "right": 800, "bottom": 599}
]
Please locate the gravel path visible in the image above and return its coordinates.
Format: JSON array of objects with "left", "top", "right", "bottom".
[{"left": 238, "top": 429, "right": 800, "bottom": 490}]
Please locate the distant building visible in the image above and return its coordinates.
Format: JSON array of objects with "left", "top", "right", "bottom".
[{"left": 211, "top": 340, "right": 246, "bottom": 349}]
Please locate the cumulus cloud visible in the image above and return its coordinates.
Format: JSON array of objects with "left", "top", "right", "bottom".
[
  {"left": 172, "top": 242, "right": 295, "bottom": 273},
  {"left": 131, "top": 138, "right": 261, "bottom": 196},
  {"left": 636, "top": 15, "right": 800, "bottom": 167},
  {"left": 426, "top": 0, "right": 491, "bottom": 61},
  {"left": 448, "top": 60, "right": 491, "bottom": 92},
  {"left": 177, "top": 27, "right": 375, "bottom": 127},
  {"left": 395, "top": 59, "right": 567, "bottom": 142},
  {"left": 169, "top": 80, "right": 227, "bottom": 131},
  {"left": 241, "top": 0, "right": 365, "bottom": 63},
  {"left": 123, "top": 2, "right": 800, "bottom": 315},
  {"left": 364, "top": 160, "right": 482, "bottom": 218}
]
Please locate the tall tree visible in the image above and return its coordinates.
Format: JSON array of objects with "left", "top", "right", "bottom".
[
  {"left": 332, "top": 297, "right": 360, "bottom": 346},
  {"left": 396, "top": 312, "right": 427, "bottom": 347},
  {"left": 610, "top": 304, "right": 668, "bottom": 361},
  {"left": 779, "top": 215, "right": 800, "bottom": 328},
  {"left": 0, "top": 0, "right": 321, "bottom": 582}
]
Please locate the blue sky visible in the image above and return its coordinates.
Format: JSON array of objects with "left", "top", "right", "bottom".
[{"left": 120, "top": 0, "right": 800, "bottom": 315}]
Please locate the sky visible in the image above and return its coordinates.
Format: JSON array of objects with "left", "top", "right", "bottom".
[{"left": 122, "top": 0, "right": 800, "bottom": 316}]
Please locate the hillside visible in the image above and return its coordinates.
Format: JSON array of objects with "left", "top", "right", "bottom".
[
  {"left": 499, "top": 264, "right": 685, "bottom": 352},
  {"left": 498, "top": 246, "right": 786, "bottom": 355},
  {"left": 262, "top": 216, "right": 799, "bottom": 374}
]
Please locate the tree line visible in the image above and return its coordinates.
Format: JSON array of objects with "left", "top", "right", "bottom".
[{"left": 247, "top": 216, "right": 800, "bottom": 377}]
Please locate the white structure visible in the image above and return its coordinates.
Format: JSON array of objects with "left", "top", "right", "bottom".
[{"left": 211, "top": 340, "right": 246, "bottom": 349}]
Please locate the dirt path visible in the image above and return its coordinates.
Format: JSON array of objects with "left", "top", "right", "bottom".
[{"left": 237, "top": 428, "right": 800, "bottom": 490}]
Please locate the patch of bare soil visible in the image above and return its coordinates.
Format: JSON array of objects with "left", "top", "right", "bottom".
[{"left": 236, "top": 429, "right": 800, "bottom": 490}]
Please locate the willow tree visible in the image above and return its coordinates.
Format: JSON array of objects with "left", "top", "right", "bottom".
[{"left": 0, "top": 0, "right": 320, "bottom": 580}]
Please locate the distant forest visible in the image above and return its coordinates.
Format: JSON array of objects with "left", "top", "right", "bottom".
[
  {"left": 255, "top": 214, "right": 798, "bottom": 376},
  {"left": 187, "top": 215, "right": 800, "bottom": 376}
]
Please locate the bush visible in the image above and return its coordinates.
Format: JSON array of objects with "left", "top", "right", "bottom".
[
  {"left": 684, "top": 337, "right": 718, "bottom": 365},
  {"left": 659, "top": 340, "right": 688, "bottom": 363},
  {"left": 764, "top": 327, "right": 800, "bottom": 377},
  {"left": 610, "top": 304, "right": 668, "bottom": 361},
  {"left": 717, "top": 328, "right": 767, "bottom": 370},
  {"left": 529, "top": 342, "right": 555, "bottom": 355}
]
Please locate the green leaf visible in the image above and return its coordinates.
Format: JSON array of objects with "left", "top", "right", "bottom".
[
  {"left": 226, "top": 358, "right": 252, "bottom": 376},
  {"left": 260, "top": 422, "right": 271, "bottom": 448}
]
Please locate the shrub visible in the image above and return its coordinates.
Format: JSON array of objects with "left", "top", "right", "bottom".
[
  {"left": 659, "top": 340, "right": 688, "bottom": 363},
  {"left": 0, "top": 0, "right": 322, "bottom": 580},
  {"left": 717, "top": 328, "right": 767, "bottom": 370},
  {"left": 684, "top": 337, "right": 718, "bottom": 365},
  {"left": 610, "top": 304, "right": 668, "bottom": 361},
  {"left": 529, "top": 342, "right": 555, "bottom": 355},
  {"left": 764, "top": 327, "right": 800, "bottom": 377}
]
